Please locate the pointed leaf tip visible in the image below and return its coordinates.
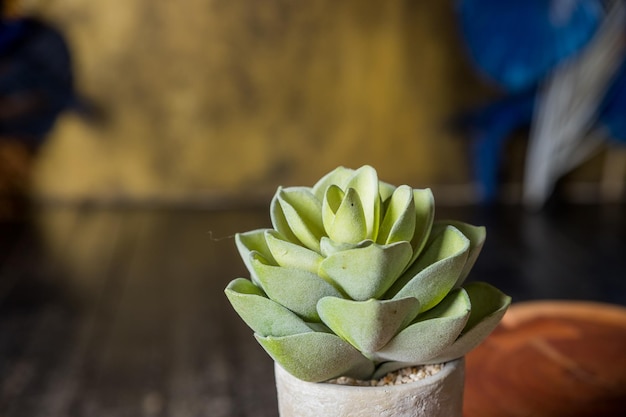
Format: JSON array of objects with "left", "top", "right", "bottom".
[
  {"left": 256, "top": 332, "right": 375, "bottom": 382},
  {"left": 377, "top": 185, "right": 416, "bottom": 245},
  {"left": 323, "top": 186, "right": 367, "bottom": 244},
  {"left": 317, "top": 296, "right": 420, "bottom": 353},
  {"left": 225, "top": 278, "right": 313, "bottom": 337},
  {"left": 430, "top": 282, "right": 511, "bottom": 363}
]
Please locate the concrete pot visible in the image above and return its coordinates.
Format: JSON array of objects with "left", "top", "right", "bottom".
[{"left": 275, "top": 358, "right": 465, "bottom": 417}]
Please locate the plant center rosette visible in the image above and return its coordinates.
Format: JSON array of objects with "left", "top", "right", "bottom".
[{"left": 225, "top": 165, "right": 511, "bottom": 382}]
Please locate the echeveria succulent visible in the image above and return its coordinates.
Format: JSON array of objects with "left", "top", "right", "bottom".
[{"left": 225, "top": 165, "right": 511, "bottom": 382}]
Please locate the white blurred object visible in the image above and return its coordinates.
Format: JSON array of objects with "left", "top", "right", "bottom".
[{"left": 523, "top": 1, "right": 626, "bottom": 209}]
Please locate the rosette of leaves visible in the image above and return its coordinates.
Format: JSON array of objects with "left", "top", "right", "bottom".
[{"left": 225, "top": 166, "right": 511, "bottom": 382}]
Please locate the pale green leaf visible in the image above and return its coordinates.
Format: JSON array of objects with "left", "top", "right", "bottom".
[
  {"left": 225, "top": 278, "right": 313, "bottom": 337},
  {"left": 256, "top": 332, "right": 375, "bottom": 382},
  {"left": 265, "top": 230, "right": 323, "bottom": 274},
  {"left": 378, "top": 180, "right": 396, "bottom": 202},
  {"left": 319, "top": 236, "right": 363, "bottom": 257},
  {"left": 312, "top": 166, "right": 356, "bottom": 200},
  {"left": 388, "top": 226, "right": 469, "bottom": 312},
  {"left": 317, "top": 296, "right": 420, "bottom": 353},
  {"left": 320, "top": 241, "right": 412, "bottom": 300},
  {"left": 251, "top": 253, "right": 342, "bottom": 321},
  {"left": 322, "top": 184, "right": 344, "bottom": 233},
  {"left": 235, "top": 229, "right": 276, "bottom": 287},
  {"left": 430, "top": 282, "right": 511, "bottom": 363},
  {"left": 345, "top": 165, "right": 380, "bottom": 240},
  {"left": 323, "top": 186, "right": 367, "bottom": 244},
  {"left": 442, "top": 220, "right": 486, "bottom": 287},
  {"left": 374, "top": 289, "right": 470, "bottom": 363},
  {"left": 406, "top": 189, "right": 435, "bottom": 266},
  {"left": 271, "top": 187, "right": 324, "bottom": 252},
  {"left": 377, "top": 185, "right": 416, "bottom": 245},
  {"left": 270, "top": 189, "right": 300, "bottom": 244}
]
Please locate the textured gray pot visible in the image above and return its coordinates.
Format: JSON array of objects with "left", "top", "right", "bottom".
[{"left": 275, "top": 358, "right": 465, "bottom": 417}]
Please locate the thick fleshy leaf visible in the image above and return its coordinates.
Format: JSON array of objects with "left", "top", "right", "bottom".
[
  {"left": 312, "top": 166, "right": 356, "bottom": 200},
  {"left": 256, "top": 332, "right": 375, "bottom": 382},
  {"left": 345, "top": 166, "right": 380, "bottom": 240},
  {"left": 320, "top": 241, "right": 412, "bottom": 301},
  {"left": 406, "top": 189, "right": 435, "bottom": 266},
  {"left": 265, "top": 230, "right": 323, "bottom": 274},
  {"left": 374, "top": 289, "right": 471, "bottom": 363},
  {"left": 377, "top": 185, "right": 416, "bottom": 245},
  {"left": 319, "top": 236, "right": 363, "bottom": 257},
  {"left": 225, "top": 278, "right": 313, "bottom": 337},
  {"left": 431, "top": 282, "right": 511, "bottom": 363},
  {"left": 463, "top": 281, "right": 510, "bottom": 330},
  {"left": 235, "top": 229, "right": 276, "bottom": 287},
  {"left": 322, "top": 184, "right": 343, "bottom": 230},
  {"left": 443, "top": 221, "right": 486, "bottom": 287},
  {"left": 251, "top": 253, "right": 343, "bottom": 321},
  {"left": 378, "top": 180, "right": 396, "bottom": 201},
  {"left": 388, "top": 226, "right": 470, "bottom": 312},
  {"left": 317, "top": 296, "right": 420, "bottom": 353},
  {"left": 322, "top": 186, "right": 367, "bottom": 244},
  {"left": 270, "top": 192, "right": 299, "bottom": 244},
  {"left": 270, "top": 187, "right": 324, "bottom": 252}
]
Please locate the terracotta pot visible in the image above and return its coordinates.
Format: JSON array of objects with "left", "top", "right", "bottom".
[{"left": 275, "top": 358, "right": 465, "bottom": 417}]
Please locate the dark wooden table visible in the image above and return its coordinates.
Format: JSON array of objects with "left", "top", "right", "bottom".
[{"left": 0, "top": 203, "right": 625, "bottom": 416}]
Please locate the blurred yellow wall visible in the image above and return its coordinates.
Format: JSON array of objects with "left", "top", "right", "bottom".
[{"left": 30, "top": 0, "right": 488, "bottom": 204}]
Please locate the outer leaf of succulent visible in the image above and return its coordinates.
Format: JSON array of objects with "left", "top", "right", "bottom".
[{"left": 225, "top": 165, "right": 511, "bottom": 382}]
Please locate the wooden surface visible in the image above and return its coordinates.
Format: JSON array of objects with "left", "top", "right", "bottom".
[
  {"left": 464, "top": 301, "right": 626, "bottom": 417},
  {"left": 0, "top": 203, "right": 625, "bottom": 416}
]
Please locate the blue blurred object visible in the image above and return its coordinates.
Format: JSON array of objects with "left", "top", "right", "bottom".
[
  {"left": 461, "top": 89, "right": 537, "bottom": 202},
  {"left": 0, "top": 17, "right": 76, "bottom": 146},
  {"left": 458, "top": 0, "right": 604, "bottom": 92},
  {"left": 455, "top": 0, "right": 622, "bottom": 204},
  {"left": 598, "top": 58, "right": 626, "bottom": 145}
]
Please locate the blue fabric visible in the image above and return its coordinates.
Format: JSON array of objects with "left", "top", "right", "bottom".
[
  {"left": 461, "top": 90, "right": 536, "bottom": 202},
  {"left": 458, "top": 0, "right": 604, "bottom": 91},
  {"left": 598, "top": 58, "right": 626, "bottom": 144}
]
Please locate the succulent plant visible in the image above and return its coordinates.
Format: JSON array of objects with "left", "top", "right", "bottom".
[{"left": 225, "top": 165, "right": 511, "bottom": 382}]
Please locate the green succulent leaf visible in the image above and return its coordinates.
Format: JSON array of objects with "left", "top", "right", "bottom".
[
  {"left": 319, "top": 236, "right": 363, "bottom": 257},
  {"left": 226, "top": 165, "right": 510, "bottom": 382},
  {"left": 265, "top": 230, "right": 323, "bottom": 274},
  {"left": 320, "top": 241, "right": 413, "bottom": 301},
  {"left": 444, "top": 221, "right": 486, "bottom": 287},
  {"left": 431, "top": 282, "right": 511, "bottom": 363},
  {"left": 317, "top": 296, "right": 420, "bottom": 354},
  {"left": 322, "top": 184, "right": 344, "bottom": 227},
  {"left": 377, "top": 185, "right": 416, "bottom": 245},
  {"left": 312, "top": 166, "right": 356, "bottom": 200},
  {"left": 388, "top": 226, "right": 469, "bottom": 312},
  {"left": 250, "top": 253, "right": 343, "bottom": 321},
  {"left": 463, "top": 281, "right": 510, "bottom": 330},
  {"left": 225, "top": 278, "right": 313, "bottom": 337},
  {"left": 322, "top": 185, "right": 368, "bottom": 244},
  {"left": 378, "top": 180, "right": 396, "bottom": 202},
  {"left": 270, "top": 187, "right": 324, "bottom": 252},
  {"left": 235, "top": 230, "right": 276, "bottom": 287},
  {"left": 256, "top": 332, "right": 375, "bottom": 382},
  {"left": 345, "top": 166, "right": 380, "bottom": 240},
  {"left": 374, "top": 288, "right": 471, "bottom": 363},
  {"left": 406, "top": 189, "right": 435, "bottom": 266}
]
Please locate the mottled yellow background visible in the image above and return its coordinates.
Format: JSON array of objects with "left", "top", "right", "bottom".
[{"left": 30, "top": 0, "right": 489, "bottom": 204}]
